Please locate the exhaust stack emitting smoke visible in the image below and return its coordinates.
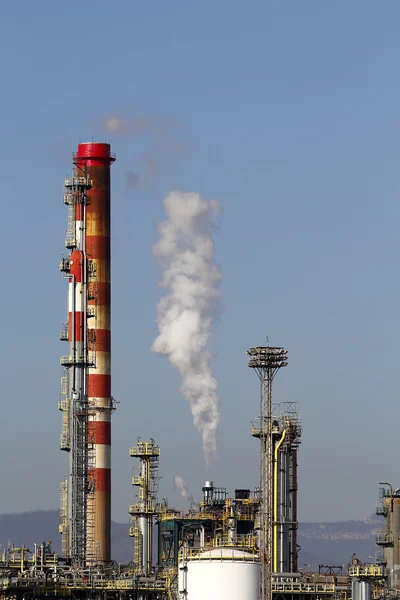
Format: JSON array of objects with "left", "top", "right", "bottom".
[
  {"left": 173, "top": 475, "right": 196, "bottom": 504},
  {"left": 152, "top": 191, "right": 222, "bottom": 465}
]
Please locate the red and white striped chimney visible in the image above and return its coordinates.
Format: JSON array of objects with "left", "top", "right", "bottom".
[{"left": 73, "top": 143, "right": 115, "bottom": 564}]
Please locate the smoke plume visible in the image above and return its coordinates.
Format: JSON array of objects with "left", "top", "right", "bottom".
[
  {"left": 103, "top": 115, "right": 151, "bottom": 137},
  {"left": 173, "top": 475, "right": 196, "bottom": 504},
  {"left": 125, "top": 170, "right": 141, "bottom": 190},
  {"left": 100, "top": 114, "right": 186, "bottom": 189},
  {"left": 152, "top": 191, "right": 222, "bottom": 465}
]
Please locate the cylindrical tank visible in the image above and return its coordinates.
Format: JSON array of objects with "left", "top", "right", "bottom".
[
  {"left": 74, "top": 142, "right": 115, "bottom": 564},
  {"left": 202, "top": 481, "right": 214, "bottom": 505},
  {"left": 178, "top": 548, "right": 259, "bottom": 600},
  {"left": 352, "top": 578, "right": 360, "bottom": 600},
  {"left": 359, "top": 580, "right": 372, "bottom": 600}
]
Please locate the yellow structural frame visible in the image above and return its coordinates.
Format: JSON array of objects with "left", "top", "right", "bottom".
[{"left": 348, "top": 566, "right": 383, "bottom": 578}]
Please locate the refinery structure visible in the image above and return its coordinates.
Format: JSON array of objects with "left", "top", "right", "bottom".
[
  {"left": 59, "top": 143, "right": 116, "bottom": 567},
  {"left": 0, "top": 142, "right": 393, "bottom": 600}
]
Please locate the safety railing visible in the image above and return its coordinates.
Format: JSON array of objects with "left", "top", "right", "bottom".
[
  {"left": 212, "top": 536, "right": 257, "bottom": 550},
  {"left": 132, "top": 475, "right": 145, "bottom": 486},
  {"left": 272, "top": 582, "right": 335, "bottom": 593},
  {"left": 129, "top": 503, "right": 156, "bottom": 515},
  {"left": 178, "top": 547, "right": 258, "bottom": 563},
  {"left": 65, "top": 231, "right": 76, "bottom": 249},
  {"left": 60, "top": 353, "right": 95, "bottom": 367},
  {"left": 59, "top": 258, "right": 70, "bottom": 273},
  {"left": 376, "top": 504, "right": 387, "bottom": 516},
  {"left": 64, "top": 176, "right": 92, "bottom": 190},
  {"left": 60, "top": 323, "right": 68, "bottom": 341},
  {"left": 376, "top": 531, "right": 394, "bottom": 546},
  {"left": 158, "top": 510, "right": 217, "bottom": 522},
  {"left": 129, "top": 441, "right": 160, "bottom": 457},
  {"left": 349, "top": 566, "right": 383, "bottom": 577},
  {"left": 0, "top": 577, "right": 167, "bottom": 593}
]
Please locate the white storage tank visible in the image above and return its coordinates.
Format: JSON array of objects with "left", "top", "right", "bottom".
[{"left": 178, "top": 547, "right": 259, "bottom": 600}]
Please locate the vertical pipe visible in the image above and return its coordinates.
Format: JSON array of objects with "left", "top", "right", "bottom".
[
  {"left": 140, "top": 459, "right": 150, "bottom": 575},
  {"left": 74, "top": 143, "right": 115, "bottom": 564},
  {"left": 140, "top": 516, "right": 149, "bottom": 575},
  {"left": 352, "top": 578, "right": 360, "bottom": 600},
  {"left": 359, "top": 580, "right": 372, "bottom": 600},
  {"left": 68, "top": 250, "right": 86, "bottom": 562},
  {"left": 273, "top": 430, "right": 286, "bottom": 573},
  {"left": 383, "top": 497, "right": 393, "bottom": 585},
  {"left": 285, "top": 447, "right": 290, "bottom": 570},
  {"left": 291, "top": 448, "right": 299, "bottom": 572},
  {"left": 392, "top": 499, "right": 400, "bottom": 588},
  {"left": 279, "top": 447, "right": 286, "bottom": 572},
  {"left": 148, "top": 516, "right": 153, "bottom": 572},
  {"left": 200, "top": 526, "right": 205, "bottom": 548}
]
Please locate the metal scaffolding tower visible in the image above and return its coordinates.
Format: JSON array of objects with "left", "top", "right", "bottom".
[
  {"left": 59, "top": 175, "right": 95, "bottom": 565},
  {"left": 247, "top": 346, "right": 288, "bottom": 600},
  {"left": 129, "top": 440, "right": 160, "bottom": 576}
]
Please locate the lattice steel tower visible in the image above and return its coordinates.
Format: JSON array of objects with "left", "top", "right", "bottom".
[
  {"left": 247, "top": 346, "right": 288, "bottom": 600},
  {"left": 59, "top": 174, "right": 94, "bottom": 564}
]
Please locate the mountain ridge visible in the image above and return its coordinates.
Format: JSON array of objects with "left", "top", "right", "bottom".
[{"left": 0, "top": 510, "right": 380, "bottom": 569}]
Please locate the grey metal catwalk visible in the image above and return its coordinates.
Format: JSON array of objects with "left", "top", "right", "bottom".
[{"left": 247, "top": 347, "right": 288, "bottom": 600}]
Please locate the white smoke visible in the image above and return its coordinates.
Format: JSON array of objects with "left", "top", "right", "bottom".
[
  {"left": 152, "top": 191, "right": 222, "bottom": 465},
  {"left": 103, "top": 115, "right": 151, "bottom": 137},
  {"left": 173, "top": 475, "right": 196, "bottom": 504}
]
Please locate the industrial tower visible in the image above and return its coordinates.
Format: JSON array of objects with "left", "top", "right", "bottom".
[
  {"left": 376, "top": 482, "right": 400, "bottom": 588},
  {"left": 59, "top": 143, "right": 116, "bottom": 565},
  {"left": 129, "top": 440, "right": 160, "bottom": 575},
  {"left": 247, "top": 346, "right": 288, "bottom": 600},
  {"left": 269, "top": 402, "right": 301, "bottom": 573}
]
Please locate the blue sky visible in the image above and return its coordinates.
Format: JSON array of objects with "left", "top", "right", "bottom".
[{"left": 0, "top": 1, "right": 400, "bottom": 524}]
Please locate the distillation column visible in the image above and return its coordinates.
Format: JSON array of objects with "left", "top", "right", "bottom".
[
  {"left": 288, "top": 433, "right": 300, "bottom": 572},
  {"left": 129, "top": 440, "right": 160, "bottom": 575},
  {"left": 272, "top": 405, "right": 301, "bottom": 574},
  {"left": 73, "top": 143, "right": 116, "bottom": 564}
]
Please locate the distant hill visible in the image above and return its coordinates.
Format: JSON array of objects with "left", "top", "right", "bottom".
[
  {"left": 298, "top": 516, "right": 381, "bottom": 570},
  {"left": 0, "top": 510, "right": 380, "bottom": 569},
  {"left": 0, "top": 510, "right": 132, "bottom": 564}
]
